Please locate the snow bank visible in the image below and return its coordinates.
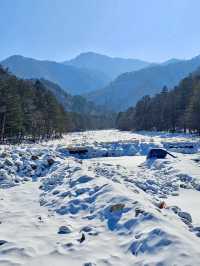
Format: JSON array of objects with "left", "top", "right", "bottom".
[
  {"left": 1, "top": 130, "right": 200, "bottom": 265},
  {"left": 38, "top": 154, "right": 200, "bottom": 265}
]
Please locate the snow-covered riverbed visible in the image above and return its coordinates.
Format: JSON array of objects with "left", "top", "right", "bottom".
[
  {"left": 85, "top": 155, "right": 146, "bottom": 169},
  {"left": 1, "top": 130, "right": 200, "bottom": 266},
  {"left": 166, "top": 189, "right": 200, "bottom": 225}
]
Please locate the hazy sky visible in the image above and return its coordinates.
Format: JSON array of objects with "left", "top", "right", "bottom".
[{"left": 0, "top": 0, "right": 200, "bottom": 62}]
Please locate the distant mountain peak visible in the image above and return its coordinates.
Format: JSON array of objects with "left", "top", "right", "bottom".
[
  {"left": 64, "top": 52, "right": 151, "bottom": 80},
  {"left": 75, "top": 51, "right": 106, "bottom": 57},
  {"left": 86, "top": 54, "right": 200, "bottom": 111},
  {"left": 162, "top": 58, "right": 183, "bottom": 65},
  {"left": 5, "top": 54, "right": 26, "bottom": 60}
]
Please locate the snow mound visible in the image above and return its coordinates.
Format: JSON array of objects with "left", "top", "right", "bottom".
[{"left": 1, "top": 130, "right": 200, "bottom": 265}]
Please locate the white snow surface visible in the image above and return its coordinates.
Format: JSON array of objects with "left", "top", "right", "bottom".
[{"left": 0, "top": 130, "right": 200, "bottom": 266}]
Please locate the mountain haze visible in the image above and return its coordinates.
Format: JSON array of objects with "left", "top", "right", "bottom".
[
  {"left": 64, "top": 52, "right": 151, "bottom": 80},
  {"left": 86, "top": 55, "right": 200, "bottom": 111},
  {"left": 1, "top": 55, "right": 109, "bottom": 95},
  {"left": 39, "top": 79, "right": 108, "bottom": 115}
]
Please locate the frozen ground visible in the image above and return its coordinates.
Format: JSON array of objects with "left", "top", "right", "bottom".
[{"left": 0, "top": 130, "right": 200, "bottom": 266}]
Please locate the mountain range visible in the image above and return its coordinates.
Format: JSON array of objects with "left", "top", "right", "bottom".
[
  {"left": 1, "top": 53, "right": 151, "bottom": 96},
  {"left": 2, "top": 52, "right": 200, "bottom": 112},
  {"left": 64, "top": 52, "right": 151, "bottom": 80},
  {"left": 86, "top": 55, "right": 200, "bottom": 111},
  {"left": 1, "top": 55, "right": 110, "bottom": 95}
]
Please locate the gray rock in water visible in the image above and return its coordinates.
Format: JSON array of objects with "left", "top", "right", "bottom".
[{"left": 58, "top": 225, "right": 71, "bottom": 234}]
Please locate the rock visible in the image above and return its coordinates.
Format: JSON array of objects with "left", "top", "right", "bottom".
[
  {"left": 0, "top": 152, "right": 8, "bottom": 158},
  {"left": 64, "top": 242, "right": 73, "bottom": 248},
  {"left": 0, "top": 169, "right": 9, "bottom": 180},
  {"left": 170, "top": 206, "right": 181, "bottom": 214},
  {"left": 4, "top": 158, "right": 13, "bottom": 166},
  {"left": 179, "top": 174, "right": 193, "bottom": 183},
  {"left": 88, "top": 231, "right": 99, "bottom": 236},
  {"left": 81, "top": 226, "right": 93, "bottom": 233},
  {"left": 193, "top": 182, "right": 200, "bottom": 191},
  {"left": 31, "top": 155, "right": 39, "bottom": 160},
  {"left": 47, "top": 158, "right": 55, "bottom": 166},
  {"left": 196, "top": 232, "right": 200, "bottom": 238},
  {"left": 39, "top": 198, "right": 47, "bottom": 206},
  {"left": 110, "top": 203, "right": 125, "bottom": 213},
  {"left": 181, "top": 218, "right": 193, "bottom": 228},
  {"left": 58, "top": 225, "right": 71, "bottom": 234},
  {"left": 171, "top": 192, "right": 179, "bottom": 196},
  {"left": 52, "top": 190, "right": 60, "bottom": 195},
  {"left": 178, "top": 211, "right": 192, "bottom": 223},
  {"left": 193, "top": 226, "right": 200, "bottom": 232},
  {"left": 78, "top": 233, "right": 86, "bottom": 243},
  {"left": 0, "top": 162, "right": 4, "bottom": 169},
  {"left": 38, "top": 216, "right": 43, "bottom": 222},
  {"left": 135, "top": 208, "right": 145, "bottom": 217},
  {"left": 0, "top": 240, "right": 7, "bottom": 246},
  {"left": 180, "top": 183, "right": 192, "bottom": 189},
  {"left": 31, "top": 163, "right": 37, "bottom": 170},
  {"left": 15, "top": 159, "right": 23, "bottom": 168},
  {"left": 60, "top": 191, "right": 70, "bottom": 198},
  {"left": 159, "top": 201, "right": 167, "bottom": 209}
]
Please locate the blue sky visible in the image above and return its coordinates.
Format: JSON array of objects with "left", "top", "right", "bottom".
[{"left": 0, "top": 0, "right": 200, "bottom": 62}]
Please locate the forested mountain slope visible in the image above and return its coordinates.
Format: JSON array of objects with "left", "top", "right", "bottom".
[
  {"left": 0, "top": 66, "right": 67, "bottom": 142},
  {"left": 0, "top": 66, "right": 116, "bottom": 143},
  {"left": 38, "top": 79, "right": 104, "bottom": 115},
  {"left": 116, "top": 68, "right": 200, "bottom": 133},
  {"left": 87, "top": 55, "right": 200, "bottom": 111}
]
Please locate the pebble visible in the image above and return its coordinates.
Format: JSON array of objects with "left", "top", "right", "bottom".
[{"left": 58, "top": 225, "right": 71, "bottom": 234}]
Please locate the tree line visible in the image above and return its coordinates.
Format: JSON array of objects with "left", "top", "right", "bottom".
[
  {"left": 116, "top": 71, "right": 200, "bottom": 134},
  {"left": 0, "top": 66, "right": 115, "bottom": 143}
]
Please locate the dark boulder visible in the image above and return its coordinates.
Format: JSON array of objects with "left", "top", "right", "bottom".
[{"left": 147, "top": 148, "right": 176, "bottom": 159}]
